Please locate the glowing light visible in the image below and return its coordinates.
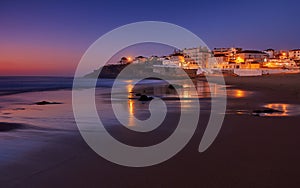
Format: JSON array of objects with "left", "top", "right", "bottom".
[
  {"left": 235, "top": 90, "right": 245, "bottom": 98},
  {"left": 179, "top": 56, "right": 185, "bottom": 63},
  {"left": 264, "top": 103, "right": 289, "bottom": 116},
  {"left": 236, "top": 56, "right": 244, "bottom": 63}
]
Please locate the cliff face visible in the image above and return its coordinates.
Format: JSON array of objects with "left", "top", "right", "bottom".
[
  {"left": 84, "top": 63, "right": 197, "bottom": 79},
  {"left": 84, "top": 63, "right": 157, "bottom": 79},
  {"left": 84, "top": 64, "right": 128, "bottom": 78}
]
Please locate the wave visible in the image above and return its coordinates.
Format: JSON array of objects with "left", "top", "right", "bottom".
[{"left": 0, "top": 76, "right": 167, "bottom": 96}]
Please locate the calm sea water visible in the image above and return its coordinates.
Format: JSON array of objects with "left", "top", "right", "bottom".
[
  {"left": 0, "top": 76, "right": 219, "bottom": 128},
  {"left": 0, "top": 77, "right": 193, "bottom": 125},
  {"left": 0, "top": 76, "right": 259, "bottom": 132},
  {"left": 0, "top": 76, "right": 171, "bottom": 95},
  {"left": 0, "top": 77, "right": 74, "bottom": 96}
]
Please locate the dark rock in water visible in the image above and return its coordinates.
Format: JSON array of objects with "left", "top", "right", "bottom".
[
  {"left": 35, "top": 101, "right": 62, "bottom": 105},
  {"left": 252, "top": 108, "right": 283, "bottom": 116},
  {"left": 0, "top": 122, "right": 24, "bottom": 131},
  {"left": 138, "top": 95, "right": 153, "bottom": 101},
  {"left": 135, "top": 93, "right": 141, "bottom": 96}
]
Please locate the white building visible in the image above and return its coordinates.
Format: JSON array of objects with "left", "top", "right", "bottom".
[
  {"left": 289, "top": 49, "right": 300, "bottom": 60},
  {"left": 182, "top": 47, "right": 213, "bottom": 68},
  {"left": 132, "top": 56, "right": 148, "bottom": 64},
  {"left": 263, "top": 49, "right": 275, "bottom": 58},
  {"left": 235, "top": 50, "right": 269, "bottom": 62},
  {"left": 162, "top": 56, "right": 182, "bottom": 67}
]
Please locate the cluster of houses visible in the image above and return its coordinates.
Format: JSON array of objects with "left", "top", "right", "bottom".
[
  {"left": 118, "top": 51, "right": 200, "bottom": 70},
  {"left": 212, "top": 47, "right": 299, "bottom": 70},
  {"left": 117, "top": 47, "right": 300, "bottom": 75}
]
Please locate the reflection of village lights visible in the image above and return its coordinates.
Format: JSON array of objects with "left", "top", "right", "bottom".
[
  {"left": 126, "top": 83, "right": 133, "bottom": 92},
  {"left": 182, "top": 84, "right": 189, "bottom": 88},
  {"left": 128, "top": 100, "right": 135, "bottom": 127},
  {"left": 264, "top": 103, "right": 289, "bottom": 116},
  {"left": 128, "top": 100, "right": 134, "bottom": 115},
  {"left": 235, "top": 90, "right": 245, "bottom": 98},
  {"left": 282, "top": 104, "right": 287, "bottom": 112},
  {"left": 266, "top": 103, "right": 287, "bottom": 112},
  {"left": 126, "top": 83, "right": 133, "bottom": 98},
  {"left": 183, "top": 90, "right": 189, "bottom": 98}
]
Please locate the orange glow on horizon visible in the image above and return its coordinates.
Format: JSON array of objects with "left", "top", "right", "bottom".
[{"left": 0, "top": 43, "right": 80, "bottom": 76}]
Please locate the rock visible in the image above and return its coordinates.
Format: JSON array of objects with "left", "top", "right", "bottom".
[
  {"left": 138, "top": 95, "right": 153, "bottom": 101},
  {"left": 35, "top": 101, "right": 62, "bottom": 105}
]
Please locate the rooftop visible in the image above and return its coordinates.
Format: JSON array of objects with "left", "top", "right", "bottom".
[{"left": 237, "top": 50, "right": 267, "bottom": 54}]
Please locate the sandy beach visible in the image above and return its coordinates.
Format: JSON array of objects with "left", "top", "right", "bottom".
[{"left": 1, "top": 74, "right": 300, "bottom": 187}]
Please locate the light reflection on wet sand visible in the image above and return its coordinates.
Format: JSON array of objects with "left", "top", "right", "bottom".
[
  {"left": 234, "top": 89, "right": 246, "bottom": 98},
  {"left": 126, "top": 80, "right": 251, "bottom": 100},
  {"left": 107, "top": 80, "right": 254, "bottom": 128},
  {"left": 262, "top": 103, "right": 300, "bottom": 117}
]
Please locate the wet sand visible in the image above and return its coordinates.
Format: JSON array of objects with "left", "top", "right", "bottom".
[
  {"left": 1, "top": 74, "right": 300, "bottom": 187},
  {"left": 202, "top": 73, "right": 300, "bottom": 105}
]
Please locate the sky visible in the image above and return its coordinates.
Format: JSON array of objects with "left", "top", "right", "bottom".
[{"left": 0, "top": 0, "right": 299, "bottom": 76}]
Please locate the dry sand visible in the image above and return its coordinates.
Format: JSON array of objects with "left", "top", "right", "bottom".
[{"left": 1, "top": 74, "right": 300, "bottom": 187}]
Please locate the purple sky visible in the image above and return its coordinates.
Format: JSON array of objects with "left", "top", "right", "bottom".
[{"left": 1, "top": 0, "right": 299, "bottom": 76}]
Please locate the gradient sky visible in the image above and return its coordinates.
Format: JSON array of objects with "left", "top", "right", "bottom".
[{"left": 1, "top": 0, "right": 299, "bottom": 76}]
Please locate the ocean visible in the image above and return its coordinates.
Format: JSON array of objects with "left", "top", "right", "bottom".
[
  {"left": 0, "top": 76, "right": 247, "bottom": 130},
  {"left": 0, "top": 76, "right": 225, "bottom": 132},
  {"left": 0, "top": 76, "right": 211, "bottom": 166},
  {"left": 0, "top": 76, "right": 192, "bottom": 126}
]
